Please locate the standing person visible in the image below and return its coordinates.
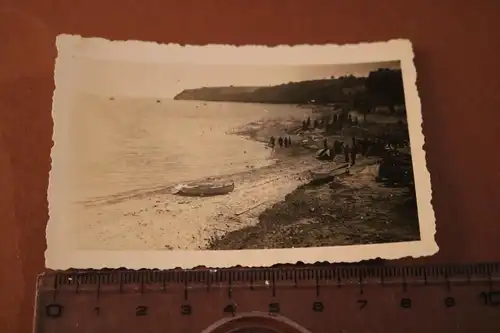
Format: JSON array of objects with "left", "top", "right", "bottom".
[
  {"left": 350, "top": 144, "right": 357, "bottom": 165},
  {"left": 288, "top": 136, "right": 292, "bottom": 147},
  {"left": 323, "top": 138, "right": 328, "bottom": 150},
  {"left": 284, "top": 137, "right": 289, "bottom": 148},
  {"left": 360, "top": 138, "right": 367, "bottom": 156},
  {"left": 365, "top": 140, "right": 372, "bottom": 156},
  {"left": 278, "top": 137, "right": 283, "bottom": 148},
  {"left": 333, "top": 140, "right": 339, "bottom": 154},
  {"left": 344, "top": 145, "right": 350, "bottom": 164},
  {"left": 269, "top": 136, "right": 276, "bottom": 149}
]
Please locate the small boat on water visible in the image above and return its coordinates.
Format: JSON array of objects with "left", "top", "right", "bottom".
[{"left": 173, "top": 181, "right": 235, "bottom": 197}]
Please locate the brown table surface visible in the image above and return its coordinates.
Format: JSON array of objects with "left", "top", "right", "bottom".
[{"left": 1, "top": 1, "right": 500, "bottom": 332}]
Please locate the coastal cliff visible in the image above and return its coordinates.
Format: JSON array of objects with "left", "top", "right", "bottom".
[
  {"left": 173, "top": 68, "right": 405, "bottom": 108},
  {"left": 174, "top": 86, "right": 261, "bottom": 102}
]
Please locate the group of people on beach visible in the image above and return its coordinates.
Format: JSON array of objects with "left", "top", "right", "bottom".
[
  {"left": 302, "top": 113, "right": 360, "bottom": 132},
  {"left": 322, "top": 137, "right": 360, "bottom": 165},
  {"left": 269, "top": 136, "right": 293, "bottom": 149},
  {"left": 322, "top": 133, "right": 409, "bottom": 166}
]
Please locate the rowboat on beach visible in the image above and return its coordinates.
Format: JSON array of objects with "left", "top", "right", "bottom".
[
  {"left": 173, "top": 181, "right": 235, "bottom": 197},
  {"left": 315, "top": 148, "right": 334, "bottom": 161},
  {"left": 309, "top": 170, "right": 334, "bottom": 181},
  {"left": 309, "top": 163, "right": 349, "bottom": 181}
]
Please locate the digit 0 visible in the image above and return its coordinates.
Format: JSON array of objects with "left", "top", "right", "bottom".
[{"left": 45, "top": 304, "right": 63, "bottom": 318}]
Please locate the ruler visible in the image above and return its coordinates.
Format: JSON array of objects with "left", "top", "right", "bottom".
[{"left": 34, "top": 263, "right": 500, "bottom": 333}]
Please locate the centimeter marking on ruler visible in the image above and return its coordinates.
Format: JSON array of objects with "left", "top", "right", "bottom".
[
  {"left": 40, "top": 262, "right": 500, "bottom": 295},
  {"left": 36, "top": 263, "right": 500, "bottom": 328}
]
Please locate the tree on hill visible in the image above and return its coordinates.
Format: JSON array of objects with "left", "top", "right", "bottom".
[{"left": 365, "top": 68, "right": 405, "bottom": 113}]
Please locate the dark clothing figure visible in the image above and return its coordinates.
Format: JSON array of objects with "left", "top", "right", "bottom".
[
  {"left": 323, "top": 138, "right": 328, "bottom": 150},
  {"left": 344, "top": 146, "right": 350, "bottom": 164},
  {"left": 306, "top": 117, "right": 311, "bottom": 128},
  {"left": 313, "top": 119, "right": 319, "bottom": 128},
  {"left": 278, "top": 137, "right": 283, "bottom": 148},
  {"left": 350, "top": 146, "right": 357, "bottom": 165},
  {"left": 288, "top": 136, "right": 292, "bottom": 146},
  {"left": 352, "top": 136, "right": 357, "bottom": 149},
  {"left": 302, "top": 120, "right": 308, "bottom": 131},
  {"left": 269, "top": 136, "right": 276, "bottom": 148},
  {"left": 284, "top": 137, "right": 289, "bottom": 148},
  {"left": 360, "top": 139, "right": 368, "bottom": 156}
]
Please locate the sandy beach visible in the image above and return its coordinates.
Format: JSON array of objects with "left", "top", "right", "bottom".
[
  {"left": 72, "top": 101, "right": 320, "bottom": 251},
  {"left": 73, "top": 101, "right": 418, "bottom": 252},
  {"left": 75, "top": 144, "right": 325, "bottom": 250}
]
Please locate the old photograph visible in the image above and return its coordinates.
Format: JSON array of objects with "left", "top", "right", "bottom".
[{"left": 46, "top": 35, "right": 437, "bottom": 269}]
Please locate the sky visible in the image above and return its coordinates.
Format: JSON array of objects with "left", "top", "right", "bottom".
[{"left": 71, "top": 59, "right": 400, "bottom": 99}]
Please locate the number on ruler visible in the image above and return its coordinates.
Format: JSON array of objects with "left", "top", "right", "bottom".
[
  {"left": 480, "top": 291, "right": 500, "bottom": 306},
  {"left": 312, "top": 301, "right": 324, "bottom": 312},
  {"left": 268, "top": 302, "right": 280, "bottom": 313},
  {"left": 135, "top": 306, "right": 148, "bottom": 316},
  {"left": 444, "top": 297, "right": 456, "bottom": 308},
  {"left": 223, "top": 304, "right": 237, "bottom": 316},
  {"left": 181, "top": 304, "right": 192, "bottom": 315},
  {"left": 357, "top": 300, "right": 367, "bottom": 310},
  {"left": 400, "top": 298, "right": 412, "bottom": 309},
  {"left": 45, "top": 304, "right": 63, "bottom": 318}
]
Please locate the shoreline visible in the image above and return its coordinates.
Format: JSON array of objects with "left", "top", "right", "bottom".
[
  {"left": 205, "top": 110, "right": 419, "bottom": 250},
  {"left": 75, "top": 113, "right": 328, "bottom": 251},
  {"left": 75, "top": 104, "right": 417, "bottom": 251},
  {"left": 207, "top": 159, "right": 420, "bottom": 250},
  {"left": 75, "top": 147, "right": 326, "bottom": 251}
]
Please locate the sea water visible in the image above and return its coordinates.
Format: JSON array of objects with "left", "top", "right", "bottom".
[{"left": 64, "top": 96, "right": 310, "bottom": 201}]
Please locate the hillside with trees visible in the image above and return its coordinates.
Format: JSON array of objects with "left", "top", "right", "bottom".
[{"left": 174, "top": 68, "right": 406, "bottom": 113}]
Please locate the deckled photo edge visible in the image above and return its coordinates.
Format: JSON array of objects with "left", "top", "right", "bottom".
[
  {"left": 45, "top": 35, "right": 438, "bottom": 270},
  {"left": 46, "top": 36, "right": 79, "bottom": 268}
]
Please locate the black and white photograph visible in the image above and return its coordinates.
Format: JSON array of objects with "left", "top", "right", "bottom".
[{"left": 46, "top": 35, "right": 437, "bottom": 269}]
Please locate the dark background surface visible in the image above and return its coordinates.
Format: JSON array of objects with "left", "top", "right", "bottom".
[{"left": 1, "top": 1, "right": 499, "bottom": 332}]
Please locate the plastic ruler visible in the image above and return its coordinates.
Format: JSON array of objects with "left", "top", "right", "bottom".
[{"left": 33, "top": 262, "right": 500, "bottom": 332}]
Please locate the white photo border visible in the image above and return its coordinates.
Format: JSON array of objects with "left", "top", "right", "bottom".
[{"left": 46, "top": 34, "right": 438, "bottom": 269}]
